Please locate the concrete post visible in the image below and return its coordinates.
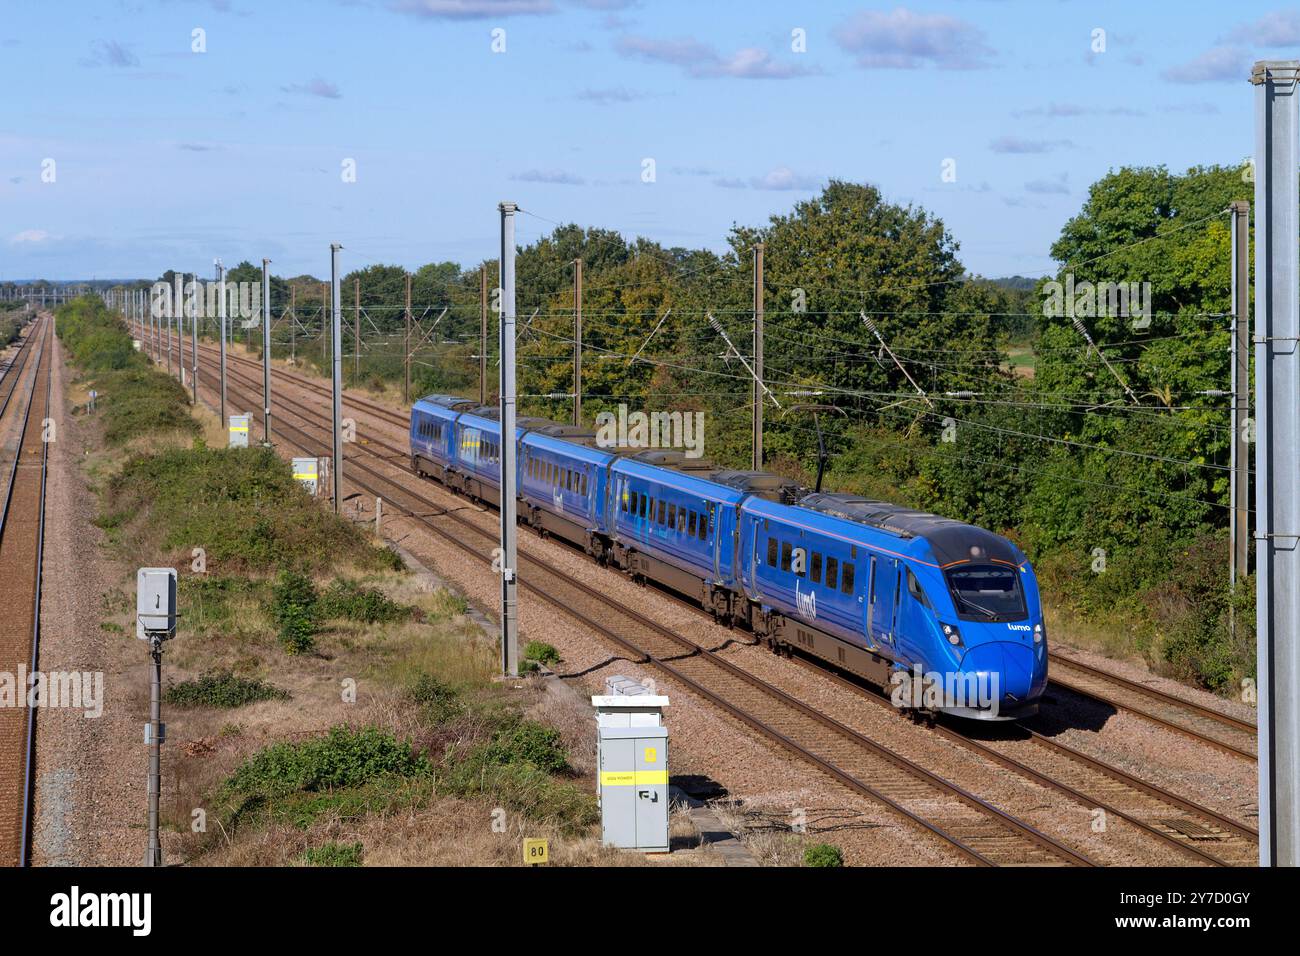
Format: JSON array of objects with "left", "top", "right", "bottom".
[
  {"left": 498, "top": 202, "right": 520, "bottom": 678},
  {"left": 1252, "top": 58, "right": 1300, "bottom": 867}
]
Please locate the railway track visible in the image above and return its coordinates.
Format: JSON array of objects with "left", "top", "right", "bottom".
[
  {"left": 787, "top": 658, "right": 1258, "bottom": 866},
  {"left": 0, "top": 316, "right": 52, "bottom": 867},
  {"left": 184, "top": 342, "right": 1095, "bottom": 867},
  {"left": 1046, "top": 654, "right": 1256, "bottom": 762},
  {"left": 0, "top": 321, "right": 39, "bottom": 423}
]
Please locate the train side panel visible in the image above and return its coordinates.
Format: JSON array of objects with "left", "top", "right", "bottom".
[
  {"left": 519, "top": 432, "right": 615, "bottom": 552},
  {"left": 610, "top": 459, "right": 744, "bottom": 596}
]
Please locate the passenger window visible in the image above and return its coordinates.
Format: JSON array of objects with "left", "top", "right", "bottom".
[
  {"left": 688, "top": 512, "right": 697, "bottom": 536},
  {"left": 640, "top": 496, "right": 648, "bottom": 518},
  {"left": 811, "top": 552, "right": 822, "bottom": 583},
  {"left": 657, "top": 500, "right": 665, "bottom": 525},
  {"left": 767, "top": 537, "right": 778, "bottom": 566},
  {"left": 678, "top": 510, "right": 686, "bottom": 532},
  {"left": 825, "top": 556, "right": 838, "bottom": 590},
  {"left": 780, "top": 541, "right": 792, "bottom": 572},
  {"left": 668, "top": 504, "right": 677, "bottom": 528},
  {"left": 841, "top": 562, "right": 855, "bottom": 594},
  {"left": 908, "top": 569, "right": 932, "bottom": 609},
  {"left": 698, "top": 512, "right": 708, "bottom": 541},
  {"left": 581, "top": 474, "right": 588, "bottom": 496}
]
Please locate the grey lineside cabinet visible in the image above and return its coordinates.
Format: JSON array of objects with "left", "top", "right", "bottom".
[{"left": 593, "top": 676, "right": 670, "bottom": 853}]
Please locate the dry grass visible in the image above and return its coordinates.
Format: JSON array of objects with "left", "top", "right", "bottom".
[
  {"left": 1042, "top": 600, "right": 1145, "bottom": 662},
  {"left": 710, "top": 797, "right": 813, "bottom": 866}
]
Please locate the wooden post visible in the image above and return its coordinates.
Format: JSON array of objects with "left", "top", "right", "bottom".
[
  {"left": 573, "top": 258, "right": 582, "bottom": 426},
  {"left": 404, "top": 272, "right": 412, "bottom": 404},
  {"left": 752, "top": 243, "right": 764, "bottom": 471},
  {"left": 480, "top": 266, "right": 488, "bottom": 405},
  {"left": 290, "top": 285, "right": 296, "bottom": 365}
]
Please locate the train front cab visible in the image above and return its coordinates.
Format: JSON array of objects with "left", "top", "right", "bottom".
[{"left": 882, "top": 552, "right": 1046, "bottom": 721}]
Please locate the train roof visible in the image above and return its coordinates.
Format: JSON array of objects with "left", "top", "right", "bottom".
[
  {"left": 796, "top": 492, "right": 1021, "bottom": 567},
  {"left": 708, "top": 469, "right": 803, "bottom": 504},
  {"left": 414, "top": 394, "right": 477, "bottom": 411},
  {"left": 627, "top": 449, "right": 716, "bottom": 473}
]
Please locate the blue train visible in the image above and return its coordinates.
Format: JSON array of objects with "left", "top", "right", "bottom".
[{"left": 411, "top": 395, "right": 1048, "bottom": 720}]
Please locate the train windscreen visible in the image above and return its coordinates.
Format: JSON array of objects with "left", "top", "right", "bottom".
[{"left": 944, "top": 565, "right": 1027, "bottom": 622}]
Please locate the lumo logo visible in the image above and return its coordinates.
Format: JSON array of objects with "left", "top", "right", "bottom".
[
  {"left": 1041, "top": 273, "right": 1152, "bottom": 329},
  {"left": 151, "top": 279, "right": 260, "bottom": 322},
  {"left": 794, "top": 579, "right": 816, "bottom": 620}
]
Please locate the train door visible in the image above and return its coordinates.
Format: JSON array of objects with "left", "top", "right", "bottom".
[
  {"left": 709, "top": 503, "right": 721, "bottom": 582},
  {"left": 869, "top": 556, "right": 899, "bottom": 649}
]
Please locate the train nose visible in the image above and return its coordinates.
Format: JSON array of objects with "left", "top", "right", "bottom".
[{"left": 960, "top": 641, "right": 1035, "bottom": 705}]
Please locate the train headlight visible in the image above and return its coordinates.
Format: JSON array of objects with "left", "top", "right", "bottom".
[
  {"left": 1033, "top": 623, "right": 1044, "bottom": 644},
  {"left": 942, "top": 623, "right": 962, "bottom": 646}
]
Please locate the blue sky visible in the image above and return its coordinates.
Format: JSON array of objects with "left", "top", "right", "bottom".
[{"left": 1, "top": 0, "right": 1293, "bottom": 281}]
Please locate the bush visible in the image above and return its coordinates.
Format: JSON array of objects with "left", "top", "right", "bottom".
[
  {"left": 164, "top": 671, "right": 289, "bottom": 708},
  {"left": 222, "top": 725, "right": 431, "bottom": 802},
  {"left": 523, "top": 641, "right": 560, "bottom": 666},
  {"left": 409, "top": 673, "right": 461, "bottom": 724},
  {"left": 106, "top": 445, "right": 379, "bottom": 574},
  {"left": 301, "top": 842, "right": 363, "bottom": 867},
  {"left": 317, "top": 578, "right": 410, "bottom": 624},
  {"left": 481, "top": 718, "right": 569, "bottom": 774},
  {"left": 271, "top": 571, "right": 318, "bottom": 654},
  {"left": 803, "top": 843, "right": 844, "bottom": 867}
]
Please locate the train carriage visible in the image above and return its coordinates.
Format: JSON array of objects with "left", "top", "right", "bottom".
[
  {"left": 608, "top": 453, "right": 748, "bottom": 614},
  {"left": 519, "top": 425, "right": 616, "bottom": 557},
  {"left": 410, "top": 394, "right": 474, "bottom": 481}
]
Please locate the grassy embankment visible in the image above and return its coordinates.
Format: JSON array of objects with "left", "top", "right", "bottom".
[{"left": 57, "top": 296, "right": 633, "bottom": 867}]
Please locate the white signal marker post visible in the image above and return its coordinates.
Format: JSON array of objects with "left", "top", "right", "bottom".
[
  {"left": 498, "top": 202, "right": 520, "bottom": 678},
  {"left": 261, "top": 258, "right": 272, "bottom": 445},
  {"left": 217, "top": 259, "right": 227, "bottom": 428},
  {"left": 191, "top": 272, "right": 198, "bottom": 405},
  {"left": 330, "top": 244, "right": 344, "bottom": 514},
  {"left": 1252, "top": 59, "right": 1300, "bottom": 867}
]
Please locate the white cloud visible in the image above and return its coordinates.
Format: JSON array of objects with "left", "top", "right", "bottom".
[
  {"left": 390, "top": 0, "right": 554, "bottom": 18},
  {"left": 615, "top": 35, "right": 814, "bottom": 79},
  {"left": 834, "top": 8, "right": 994, "bottom": 70},
  {"left": 1163, "top": 45, "right": 1251, "bottom": 84},
  {"left": 512, "top": 168, "right": 585, "bottom": 185},
  {"left": 713, "top": 166, "right": 821, "bottom": 191},
  {"left": 989, "top": 136, "right": 1074, "bottom": 154},
  {"left": 11, "top": 230, "right": 52, "bottom": 245},
  {"left": 1225, "top": 11, "right": 1300, "bottom": 45},
  {"left": 281, "top": 77, "right": 342, "bottom": 99}
]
